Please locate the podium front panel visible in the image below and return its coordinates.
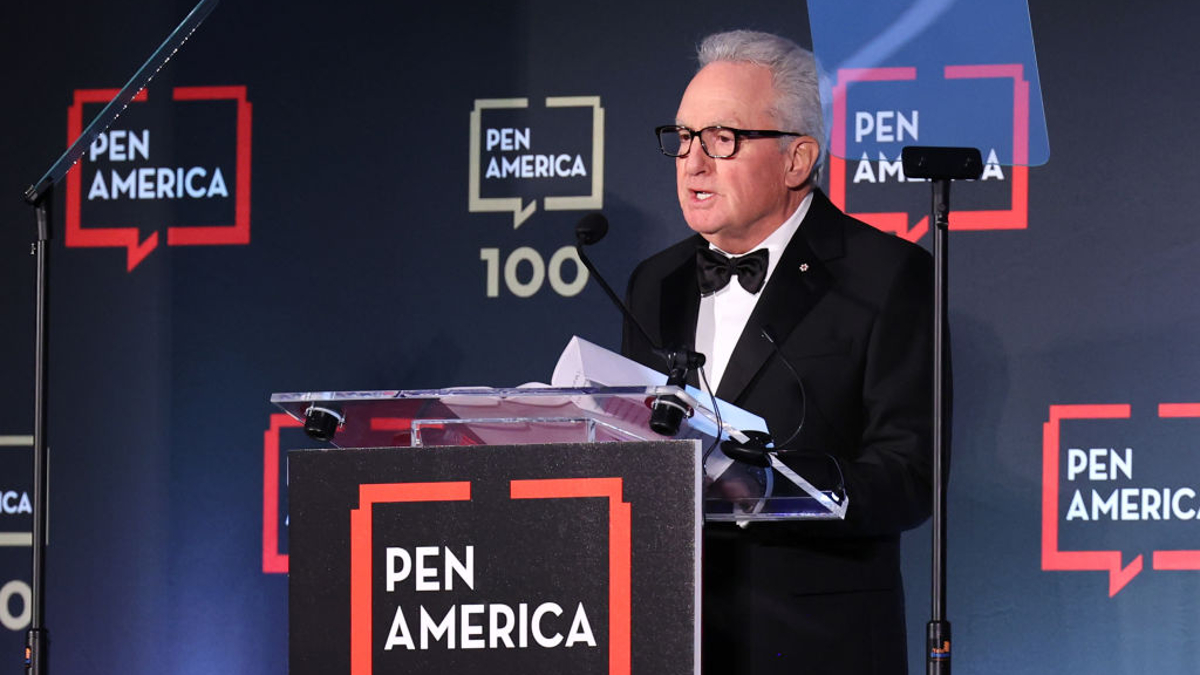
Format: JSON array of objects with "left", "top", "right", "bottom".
[{"left": 289, "top": 440, "right": 700, "bottom": 675}]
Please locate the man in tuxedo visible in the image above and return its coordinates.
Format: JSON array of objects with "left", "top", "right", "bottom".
[{"left": 623, "top": 30, "right": 936, "bottom": 674}]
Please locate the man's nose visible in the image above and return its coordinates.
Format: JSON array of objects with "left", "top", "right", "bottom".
[{"left": 682, "top": 143, "right": 711, "bottom": 173}]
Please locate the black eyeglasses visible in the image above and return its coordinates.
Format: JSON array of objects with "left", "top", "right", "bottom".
[{"left": 655, "top": 125, "right": 804, "bottom": 159}]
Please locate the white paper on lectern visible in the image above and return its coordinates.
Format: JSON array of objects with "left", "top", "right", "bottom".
[{"left": 550, "top": 336, "right": 767, "bottom": 441}]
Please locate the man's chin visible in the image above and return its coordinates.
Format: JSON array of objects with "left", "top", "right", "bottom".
[{"left": 683, "top": 215, "right": 723, "bottom": 240}]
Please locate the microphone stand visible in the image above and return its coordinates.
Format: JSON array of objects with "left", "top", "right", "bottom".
[
  {"left": 21, "top": 187, "right": 52, "bottom": 675},
  {"left": 17, "top": 2, "right": 221, "bottom": 672},
  {"left": 572, "top": 213, "right": 704, "bottom": 436},
  {"left": 900, "top": 146, "right": 982, "bottom": 675}
]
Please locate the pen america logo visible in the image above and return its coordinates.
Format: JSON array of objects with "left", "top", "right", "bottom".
[
  {"left": 469, "top": 96, "right": 601, "bottom": 298},
  {"left": 65, "top": 85, "right": 252, "bottom": 271},
  {"left": 0, "top": 435, "right": 33, "bottom": 633},
  {"left": 346, "top": 479, "right": 624, "bottom": 672},
  {"left": 468, "top": 96, "right": 604, "bottom": 228},
  {"left": 0, "top": 435, "right": 33, "bottom": 547},
  {"left": 1043, "top": 404, "right": 1200, "bottom": 596},
  {"left": 828, "top": 65, "right": 1032, "bottom": 242}
]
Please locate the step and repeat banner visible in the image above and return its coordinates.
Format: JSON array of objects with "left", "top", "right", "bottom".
[{"left": 1, "top": 0, "right": 1198, "bottom": 673}]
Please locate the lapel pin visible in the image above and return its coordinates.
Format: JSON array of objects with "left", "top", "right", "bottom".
[{"left": 799, "top": 263, "right": 809, "bottom": 272}]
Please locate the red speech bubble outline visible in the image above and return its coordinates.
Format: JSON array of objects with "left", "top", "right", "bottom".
[
  {"left": 1043, "top": 403, "right": 1200, "bottom": 595},
  {"left": 1152, "top": 403, "right": 1200, "bottom": 572},
  {"left": 349, "top": 481, "right": 473, "bottom": 675},
  {"left": 65, "top": 88, "right": 157, "bottom": 270},
  {"left": 828, "top": 65, "right": 1030, "bottom": 242},
  {"left": 261, "top": 415, "right": 445, "bottom": 575},
  {"left": 167, "top": 87, "right": 253, "bottom": 247},
  {"left": 65, "top": 86, "right": 252, "bottom": 272},
  {"left": 261, "top": 413, "right": 300, "bottom": 574},
  {"left": 511, "top": 478, "right": 631, "bottom": 675},
  {"left": 1042, "top": 404, "right": 1143, "bottom": 597},
  {"left": 344, "top": 478, "right": 631, "bottom": 675}
]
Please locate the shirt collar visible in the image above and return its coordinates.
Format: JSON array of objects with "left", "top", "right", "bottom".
[{"left": 709, "top": 190, "right": 813, "bottom": 288}]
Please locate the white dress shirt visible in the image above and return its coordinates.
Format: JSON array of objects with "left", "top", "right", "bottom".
[{"left": 695, "top": 191, "right": 813, "bottom": 390}]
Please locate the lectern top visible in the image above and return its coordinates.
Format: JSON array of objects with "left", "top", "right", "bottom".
[{"left": 270, "top": 386, "right": 847, "bottom": 522}]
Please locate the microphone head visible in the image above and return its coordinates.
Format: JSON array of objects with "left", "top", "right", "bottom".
[{"left": 575, "top": 212, "right": 609, "bottom": 246}]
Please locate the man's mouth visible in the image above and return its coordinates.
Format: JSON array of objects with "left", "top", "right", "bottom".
[{"left": 693, "top": 191, "right": 714, "bottom": 201}]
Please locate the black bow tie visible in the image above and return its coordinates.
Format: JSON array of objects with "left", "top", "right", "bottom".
[{"left": 696, "top": 247, "right": 769, "bottom": 296}]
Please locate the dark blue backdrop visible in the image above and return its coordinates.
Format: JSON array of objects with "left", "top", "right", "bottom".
[{"left": 2, "top": 1, "right": 1199, "bottom": 673}]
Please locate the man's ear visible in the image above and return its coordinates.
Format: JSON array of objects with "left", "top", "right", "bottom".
[{"left": 784, "top": 136, "right": 820, "bottom": 189}]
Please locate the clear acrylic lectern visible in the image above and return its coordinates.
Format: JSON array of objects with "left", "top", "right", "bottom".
[{"left": 271, "top": 386, "right": 847, "bottom": 522}]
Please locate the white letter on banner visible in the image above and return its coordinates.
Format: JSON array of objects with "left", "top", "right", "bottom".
[
  {"left": 489, "top": 604, "right": 516, "bottom": 648},
  {"left": 415, "top": 546, "right": 439, "bottom": 591},
  {"left": 137, "top": 167, "right": 155, "bottom": 199},
  {"left": 460, "top": 604, "right": 484, "bottom": 649},
  {"left": 854, "top": 111, "right": 874, "bottom": 143},
  {"left": 186, "top": 167, "right": 207, "bottom": 198},
  {"left": 385, "top": 606, "right": 414, "bottom": 650},
  {"left": 128, "top": 130, "right": 150, "bottom": 161},
  {"left": 386, "top": 548, "right": 411, "bottom": 592},
  {"left": 111, "top": 170, "right": 136, "bottom": 198},
  {"left": 565, "top": 603, "right": 596, "bottom": 647},
  {"left": 1092, "top": 489, "right": 1119, "bottom": 520},
  {"left": 853, "top": 153, "right": 876, "bottom": 183},
  {"left": 420, "top": 606, "right": 455, "bottom": 649},
  {"left": 532, "top": 602, "right": 563, "bottom": 648},
  {"left": 1111, "top": 448, "right": 1133, "bottom": 481},
  {"left": 109, "top": 130, "right": 128, "bottom": 161},
  {"left": 0, "top": 581, "right": 31, "bottom": 631},
  {"left": 157, "top": 167, "right": 176, "bottom": 198},
  {"left": 207, "top": 167, "right": 228, "bottom": 198},
  {"left": 1066, "top": 448, "right": 1088, "bottom": 481},
  {"left": 89, "top": 134, "right": 108, "bottom": 160},
  {"left": 444, "top": 546, "right": 474, "bottom": 590},
  {"left": 897, "top": 111, "right": 918, "bottom": 142},
  {"left": 1141, "top": 488, "right": 1162, "bottom": 520},
  {"left": 88, "top": 172, "right": 109, "bottom": 200},
  {"left": 1065, "top": 489, "right": 1088, "bottom": 521},
  {"left": 1174, "top": 487, "right": 1197, "bottom": 520}
]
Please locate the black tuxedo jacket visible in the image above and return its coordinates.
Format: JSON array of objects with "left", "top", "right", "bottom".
[{"left": 622, "top": 189, "right": 937, "bottom": 673}]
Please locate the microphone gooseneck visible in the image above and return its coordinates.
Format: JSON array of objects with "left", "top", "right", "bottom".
[
  {"left": 574, "top": 212, "right": 706, "bottom": 437},
  {"left": 574, "top": 213, "right": 660, "bottom": 357},
  {"left": 760, "top": 326, "right": 807, "bottom": 449},
  {"left": 716, "top": 325, "right": 810, "bottom": 464}
]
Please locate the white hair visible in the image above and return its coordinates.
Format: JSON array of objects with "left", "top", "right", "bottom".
[{"left": 697, "top": 29, "right": 830, "bottom": 180}]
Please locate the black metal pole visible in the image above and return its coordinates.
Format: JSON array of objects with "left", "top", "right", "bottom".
[
  {"left": 900, "top": 145, "right": 980, "bottom": 675},
  {"left": 15, "top": 4, "right": 222, "bottom": 671},
  {"left": 927, "top": 178, "right": 951, "bottom": 675},
  {"left": 25, "top": 186, "right": 52, "bottom": 675}
]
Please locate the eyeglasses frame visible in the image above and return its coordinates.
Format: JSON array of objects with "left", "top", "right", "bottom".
[{"left": 654, "top": 124, "right": 806, "bottom": 159}]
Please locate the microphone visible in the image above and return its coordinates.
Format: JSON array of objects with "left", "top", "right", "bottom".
[
  {"left": 573, "top": 213, "right": 706, "bottom": 436},
  {"left": 303, "top": 405, "right": 345, "bottom": 442},
  {"left": 575, "top": 211, "right": 609, "bottom": 245},
  {"left": 652, "top": 349, "right": 706, "bottom": 437},
  {"left": 574, "top": 213, "right": 661, "bottom": 353}
]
